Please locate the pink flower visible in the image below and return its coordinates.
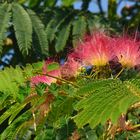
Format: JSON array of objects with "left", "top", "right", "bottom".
[
  {"left": 72, "top": 32, "right": 114, "bottom": 67},
  {"left": 60, "top": 56, "right": 81, "bottom": 79},
  {"left": 31, "top": 60, "right": 61, "bottom": 86},
  {"left": 31, "top": 75, "right": 54, "bottom": 86},
  {"left": 114, "top": 37, "right": 140, "bottom": 67}
]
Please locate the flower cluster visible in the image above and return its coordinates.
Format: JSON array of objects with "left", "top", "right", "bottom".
[
  {"left": 71, "top": 32, "right": 140, "bottom": 68},
  {"left": 31, "top": 60, "right": 61, "bottom": 86},
  {"left": 60, "top": 56, "right": 81, "bottom": 79},
  {"left": 71, "top": 32, "right": 114, "bottom": 67},
  {"left": 31, "top": 58, "right": 81, "bottom": 86},
  {"left": 31, "top": 32, "right": 140, "bottom": 86},
  {"left": 114, "top": 37, "right": 140, "bottom": 67}
]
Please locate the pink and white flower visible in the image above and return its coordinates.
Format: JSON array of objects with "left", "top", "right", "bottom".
[
  {"left": 72, "top": 32, "right": 114, "bottom": 67},
  {"left": 60, "top": 56, "right": 81, "bottom": 78},
  {"left": 31, "top": 60, "right": 61, "bottom": 86},
  {"left": 114, "top": 37, "right": 140, "bottom": 67}
]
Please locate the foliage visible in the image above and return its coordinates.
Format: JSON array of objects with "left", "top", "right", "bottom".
[
  {"left": 12, "top": 2, "right": 32, "bottom": 55},
  {"left": 0, "top": 3, "right": 11, "bottom": 54},
  {"left": 0, "top": 59, "right": 140, "bottom": 139},
  {"left": 27, "top": 9, "right": 48, "bottom": 56},
  {"left": 0, "top": 61, "right": 43, "bottom": 107},
  {"left": 0, "top": 2, "right": 48, "bottom": 59},
  {"left": 74, "top": 79, "right": 140, "bottom": 128}
]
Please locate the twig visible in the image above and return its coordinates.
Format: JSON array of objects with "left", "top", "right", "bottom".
[
  {"left": 97, "top": 0, "right": 104, "bottom": 15},
  {"left": 36, "top": 72, "right": 79, "bottom": 88},
  {"left": 131, "top": 124, "right": 140, "bottom": 129},
  {"left": 115, "top": 68, "right": 124, "bottom": 79}
]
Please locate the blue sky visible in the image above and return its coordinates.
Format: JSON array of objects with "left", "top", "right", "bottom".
[{"left": 73, "top": 0, "right": 135, "bottom": 16}]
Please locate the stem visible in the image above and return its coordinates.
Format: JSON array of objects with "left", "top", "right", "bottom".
[
  {"left": 128, "top": 102, "right": 140, "bottom": 112},
  {"left": 89, "top": 66, "right": 101, "bottom": 78},
  {"left": 81, "top": 0, "right": 90, "bottom": 10},
  {"left": 36, "top": 72, "right": 79, "bottom": 88},
  {"left": 32, "top": 112, "right": 36, "bottom": 131},
  {"left": 91, "top": 70, "right": 101, "bottom": 78},
  {"left": 115, "top": 68, "right": 124, "bottom": 79},
  {"left": 118, "top": 0, "right": 123, "bottom": 6},
  {"left": 131, "top": 124, "right": 140, "bottom": 129}
]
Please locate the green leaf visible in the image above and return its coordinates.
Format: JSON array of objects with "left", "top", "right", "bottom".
[
  {"left": 8, "top": 104, "right": 26, "bottom": 124},
  {"left": 35, "top": 128, "right": 55, "bottom": 140},
  {"left": 0, "top": 66, "right": 24, "bottom": 98},
  {"left": 0, "top": 111, "right": 31, "bottom": 140},
  {"left": 0, "top": 93, "right": 10, "bottom": 109},
  {"left": 108, "top": 0, "right": 117, "bottom": 20},
  {"left": 45, "top": 19, "right": 57, "bottom": 42},
  {"left": 32, "top": 61, "right": 44, "bottom": 71},
  {"left": 45, "top": 11, "right": 73, "bottom": 43},
  {"left": 47, "top": 62, "right": 60, "bottom": 72},
  {"left": 72, "top": 16, "right": 87, "bottom": 47},
  {"left": 27, "top": 9, "right": 49, "bottom": 56},
  {"left": 0, "top": 103, "right": 20, "bottom": 125},
  {"left": 12, "top": 3, "right": 32, "bottom": 55},
  {"left": 74, "top": 79, "right": 140, "bottom": 128},
  {"left": 0, "top": 3, "right": 11, "bottom": 54},
  {"left": 62, "top": 0, "right": 76, "bottom": 7},
  {"left": 48, "top": 97, "right": 74, "bottom": 124},
  {"left": 29, "top": 0, "right": 41, "bottom": 8},
  {"left": 55, "top": 23, "right": 71, "bottom": 52},
  {"left": 35, "top": 83, "right": 47, "bottom": 96},
  {"left": 0, "top": 62, "right": 43, "bottom": 104},
  {"left": 45, "top": 0, "right": 56, "bottom": 7},
  {"left": 87, "top": 16, "right": 106, "bottom": 33},
  {"left": 17, "top": 0, "right": 27, "bottom": 4},
  {"left": 129, "top": 11, "right": 140, "bottom": 28}
]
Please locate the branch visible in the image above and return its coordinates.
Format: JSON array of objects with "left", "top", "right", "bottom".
[
  {"left": 97, "top": 0, "right": 104, "bottom": 15},
  {"left": 36, "top": 72, "right": 79, "bottom": 88}
]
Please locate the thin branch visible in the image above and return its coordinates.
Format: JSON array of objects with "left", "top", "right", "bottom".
[
  {"left": 118, "top": 0, "right": 123, "bottom": 6},
  {"left": 115, "top": 68, "right": 124, "bottom": 79},
  {"left": 97, "top": 0, "right": 104, "bottom": 15},
  {"left": 36, "top": 72, "right": 79, "bottom": 88}
]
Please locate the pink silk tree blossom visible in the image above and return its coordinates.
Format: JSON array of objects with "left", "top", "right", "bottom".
[
  {"left": 60, "top": 56, "right": 81, "bottom": 79},
  {"left": 31, "top": 60, "right": 61, "bottom": 86},
  {"left": 114, "top": 37, "right": 140, "bottom": 68},
  {"left": 72, "top": 32, "right": 115, "bottom": 67}
]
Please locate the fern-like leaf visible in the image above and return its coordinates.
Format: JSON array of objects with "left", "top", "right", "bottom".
[
  {"left": 27, "top": 9, "right": 48, "bottom": 56},
  {"left": 0, "top": 3, "right": 11, "bottom": 54},
  {"left": 8, "top": 104, "right": 27, "bottom": 125},
  {"left": 74, "top": 79, "right": 140, "bottom": 128},
  {"left": 72, "top": 16, "right": 87, "bottom": 47},
  {"left": 0, "top": 66, "right": 24, "bottom": 100},
  {"left": 47, "top": 97, "right": 74, "bottom": 125},
  {"left": 13, "top": 120, "right": 34, "bottom": 140},
  {"left": 62, "top": 0, "right": 76, "bottom": 7},
  {"left": 0, "top": 62, "right": 43, "bottom": 105},
  {"left": 0, "top": 111, "right": 31, "bottom": 140},
  {"left": 55, "top": 23, "right": 71, "bottom": 52},
  {"left": 12, "top": 3, "right": 32, "bottom": 55},
  {"left": 0, "top": 103, "right": 20, "bottom": 125},
  {"left": 45, "top": 19, "right": 56, "bottom": 42},
  {"left": 35, "top": 128, "right": 55, "bottom": 140},
  {"left": 45, "top": 10, "right": 73, "bottom": 43}
]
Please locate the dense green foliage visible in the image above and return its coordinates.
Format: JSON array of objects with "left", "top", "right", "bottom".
[{"left": 1, "top": 64, "right": 140, "bottom": 139}]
